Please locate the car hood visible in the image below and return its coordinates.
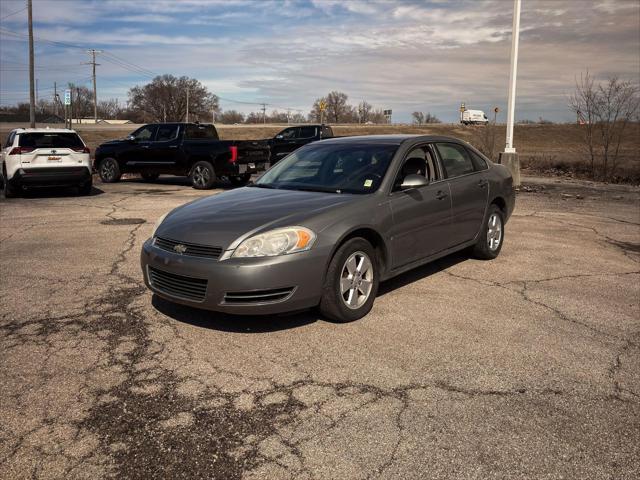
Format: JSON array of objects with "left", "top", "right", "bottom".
[{"left": 156, "top": 187, "right": 356, "bottom": 249}]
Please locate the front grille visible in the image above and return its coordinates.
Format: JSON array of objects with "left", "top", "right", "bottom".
[
  {"left": 223, "top": 287, "right": 295, "bottom": 304},
  {"left": 154, "top": 236, "right": 222, "bottom": 259},
  {"left": 148, "top": 266, "right": 208, "bottom": 302}
]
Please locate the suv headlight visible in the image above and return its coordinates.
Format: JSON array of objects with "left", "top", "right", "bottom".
[
  {"left": 151, "top": 212, "right": 169, "bottom": 238},
  {"left": 225, "top": 226, "right": 316, "bottom": 259}
]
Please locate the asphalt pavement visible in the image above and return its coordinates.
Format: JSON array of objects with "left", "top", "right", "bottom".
[{"left": 1, "top": 175, "right": 638, "bottom": 479}]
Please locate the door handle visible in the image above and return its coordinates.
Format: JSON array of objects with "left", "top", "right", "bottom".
[{"left": 436, "top": 191, "right": 448, "bottom": 200}]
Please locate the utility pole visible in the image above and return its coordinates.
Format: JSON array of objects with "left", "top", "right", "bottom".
[
  {"left": 27, "top": 0, "right": 36, "bottom": 127},
  {"left": 186, "top": 88, "right": 189, "bottom": 123},
  {"left": 499, "top": 0, "right": 522, "bottom": 186},
  {"left": 85, "top": 49, "right": 102, "bottom": 123},
  {"left": 261, "top": 103, "right": 267, "bottom": 124},
  {"left": 54, "top": 82, "right": 58, "bottom": 116},
  {"left": 212, "top": 109, "right": 216, "bottom": 124}
]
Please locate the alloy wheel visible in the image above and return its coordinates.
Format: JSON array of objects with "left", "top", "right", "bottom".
[
  {"left": 487, "top": 213, "right": 503, "bottom": 251},
  {"left": 340, "top": 251, "right": 374, "bottom": 309},
  {"left": 193, "top": 165, "right": 210, "bottom": 188}
]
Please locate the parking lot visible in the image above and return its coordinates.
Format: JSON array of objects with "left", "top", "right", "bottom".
[{"left": 1, "top": 176, "right": 638, "bottom": 479}]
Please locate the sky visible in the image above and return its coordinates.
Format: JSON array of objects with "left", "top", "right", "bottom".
[{"left": 1, "top": 0, "right": 639, "bottom": 123}]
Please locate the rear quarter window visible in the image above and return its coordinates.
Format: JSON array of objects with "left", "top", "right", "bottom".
[
  {"left": 185, "top": 125, "right": 218, "bottom": 140},
  {"left": 19, "top": 132, "right": 84, "bottom": 149}
]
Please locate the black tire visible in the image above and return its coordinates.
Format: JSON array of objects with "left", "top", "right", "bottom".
[
  {"left": 229, "top": 174, "right": 251, "bottom": 187},
  {"left": 190, "top": 161, "right": 216, "bottom": 189},
  {"left": 319, "top": 238, "right": 379, "bottom": 323},
  {"left": 99, "top": 158, "right": 121, "bottom": 183},
  {"left": 141, "top": 172, "right": 160, "bottom": 182},
  {"left": 473, "top": 204, "right": 505, "bottom": 260},
  {"left": 78, "top": 180, "right": 93, "bottom": 196},
  {"left": 2, "top": 173, "right": 18, "bottom": 198}
]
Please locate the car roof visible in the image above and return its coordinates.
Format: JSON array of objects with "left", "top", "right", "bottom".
[
  {"left": 316, "top": 134, "right": 467, "bottom": 145},
  {"left": 13, "top": 128, "right": 79, "bottom": 134}
]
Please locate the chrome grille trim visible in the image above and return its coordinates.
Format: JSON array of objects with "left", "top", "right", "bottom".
[{"left": 154, "top": 236, "right": 223, "bottom": 259}]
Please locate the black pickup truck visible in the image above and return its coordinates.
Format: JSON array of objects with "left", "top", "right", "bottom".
[
  {"left": 269, "top": 124, "right": 334, "bottom": 164},
  {"left": 94, "top": 123, "right": 270, "bottom": 189}
]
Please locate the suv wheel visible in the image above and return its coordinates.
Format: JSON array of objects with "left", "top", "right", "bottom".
[
  {"left": 319, "top": 238, "right": 379, "bottom": 323},
  {"left": 229, "top": 174, "right": 251, "bottom": 187},
  {"left": 2, "top": 174, "right": 18, "bottom": 198},
  {"left": 190, "top": 161, "right": 216, "bottom": 189},
  {"left": 473, "top": 204, "right": 505, "bottom": 260},
  {"left": 99, "top": 158, "right": 121, "bottom": 183}
]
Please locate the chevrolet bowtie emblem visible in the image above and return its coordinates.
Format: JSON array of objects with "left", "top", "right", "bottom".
[{"left": 173, "top": 244, "right": 187, "bottom": 254}]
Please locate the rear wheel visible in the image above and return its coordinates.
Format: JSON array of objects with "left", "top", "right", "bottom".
[
  {"left": 473, "top": 204, "right": 504, "bottom": 260},
  {"left": 99, "top": 158, "right": 121, "bottom": 183},
  {"left": 190, "top": 161, "right": 216, "bottom": 189},
  {"left": 229, "top": 174, "right": 251, "bottom": 187},
  {"left": 319, "top": 238, "right": 379, "bottom": 323},
  {"left": 2, "top": 172, "right": 18, "bottom": 198},
  {"left": 141, "top": 172, "right": 160, "bottom": 182}
]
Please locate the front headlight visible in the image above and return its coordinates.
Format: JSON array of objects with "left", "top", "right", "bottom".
[
  {"left": 151, "top": 212, "right": 169, "bottom": 238},
  {"left": 228, "top": 226, "right": 316, "bottom": 259}
]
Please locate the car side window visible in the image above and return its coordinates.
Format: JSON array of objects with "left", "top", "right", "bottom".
[
  {"left": 155, "top": 125, "right": 179, "bottom": 142},
  {"left": 5, "top": 132, "right": 15, "bottom": 148},
  {"left": 280, "top": 128, "right": 297, "bottom": 140},
  {"left": 132, "top": 125, "right": 156, "bottom": 141},
  {"left": 468, "top": 149, "right": 488, "bottom": 170},
  {"left": 298, "top": 126, "right": 317, "bottom": 139},
  {"left": 392, "top": 146, "right": 439, "bottom": 191},
  {"left": 436, "top": 143, "right": 475, "bottom": 178}
]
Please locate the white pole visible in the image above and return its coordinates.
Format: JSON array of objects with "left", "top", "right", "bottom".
[{"left": 504, "top": 0, "right": 521, "bottom": 153}]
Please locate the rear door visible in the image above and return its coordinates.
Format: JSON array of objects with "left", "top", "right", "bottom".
[
  {"left": 17, "top": 132, "right": 87, "bottom": 169},
  {"left": 388, "top": 144, "right": 452, "bottom": 268},
  {"left": 435, "top": 143, "right": 489, "bottom": 246},
  {"left": 146, "top": 124, "right": 180, "bottom": 172},
  {"left": 120, "top": 124, "right": 156, "bottom": 167}
]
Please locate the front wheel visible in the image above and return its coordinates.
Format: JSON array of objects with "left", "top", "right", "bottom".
[
  {"left": 99, "top": 158, "right": 121, "bottom": 183},
  {"left": 229, "top": 174, "right": 251, "bottom": 187},
  {"left": 473, "top": 205, "right": 505, "bottom": 260},
  {"left": 190, "top": 161, "right": 216, "bottom": 189},
  {"left": 319, "top": 238, "right": 379, "bottom": 323}
]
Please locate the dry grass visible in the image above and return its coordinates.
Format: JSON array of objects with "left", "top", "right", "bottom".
[{"left": 2, "top": 122, "right": 638, "bottom": 183}]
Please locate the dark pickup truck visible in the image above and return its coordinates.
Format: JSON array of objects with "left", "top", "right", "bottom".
[
  {"left": 94, "top": 123, "right": 270, "bottom": 189},
  {"left": 269, "top": 124, "right": 334, "bottom": 164}
]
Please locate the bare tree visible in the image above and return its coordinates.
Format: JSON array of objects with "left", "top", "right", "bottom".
[
  {"left": 325, "top": 91, "right": 349, "bottom": 123},
  {"left": 218, "top": 110, "right": 245, "bottom": 124},
  {"left": 412, "top": 111, "right": 424, "bottom": 125},
  {"left": 128, "top": 75, "right": 219, "bottom": 123},
  {"left": 424, "top": 112, "right": 442, "bottom": 124},
  {"left": 358, "top": 101, "right": 373, "bottom": 123},
  {"left": 569, "top": 72, "right": 639, "bottom": 179}
]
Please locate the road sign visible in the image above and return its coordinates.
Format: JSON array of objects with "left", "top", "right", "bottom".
[
  {"left": 460, "top": 103, "right": 466, "bottom": 112},
  {"left": 494, "top": 107, "right": 500, "bottom": 113},
  {"left": 64, "top": 90, "right": 71, "bottom": 105},
  {"left": 319, "top": 100, "right": 327, "bottom": 112},
  {"left": 383, "top": 109, "right": 392, "bottom": 115}
]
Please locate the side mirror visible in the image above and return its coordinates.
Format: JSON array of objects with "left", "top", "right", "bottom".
[
  {"left": 400, "top": 174, "right": 429, "bottom": 190},
  {"left": 126, "top": 135, "right": 136, "bottom": 142},
  {"left": 275, "top": 134, "right": 284, "bottom": 140}
]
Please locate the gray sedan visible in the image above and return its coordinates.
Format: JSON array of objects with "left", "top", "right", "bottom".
[{"left": 141, "top": 135, "right": 515, "bottom": 322}]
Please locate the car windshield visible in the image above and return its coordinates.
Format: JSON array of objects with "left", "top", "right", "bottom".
[
  {"left": 254, "top": 143, "right": 398, "bottom": 194},
  {"left": 19, "top": 132, "right": 84, "bottom": 149}
]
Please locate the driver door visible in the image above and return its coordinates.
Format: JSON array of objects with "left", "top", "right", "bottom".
[
  {"left": 388, "top": 145, "right": 452, "bottom": 268},
  {"left": 120, "top": 125, "right": 156, "bottom": 167}
]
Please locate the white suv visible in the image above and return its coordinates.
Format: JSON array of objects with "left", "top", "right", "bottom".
[{"left": 1, "top": 128, "right": 92, "bottom": 197}]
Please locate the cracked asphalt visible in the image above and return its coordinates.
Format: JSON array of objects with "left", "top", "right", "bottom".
[{"left": 1, "top": 175, "right": 639, "bottom": 479}]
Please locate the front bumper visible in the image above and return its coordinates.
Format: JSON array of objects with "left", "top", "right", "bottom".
[
  {"left": 9, "top": 166, "right": 92, "bottom": 188},
  {"left": 140, "top": 237, "right": 329, "bottom": 315}
]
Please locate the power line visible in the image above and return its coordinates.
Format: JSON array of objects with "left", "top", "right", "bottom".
[{"left": 0, "top": 5, "right": 27, "bottom": 21}]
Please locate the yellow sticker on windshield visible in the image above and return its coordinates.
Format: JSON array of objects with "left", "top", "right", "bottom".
[{"left": 364, "top": 179, "right": 373, "bottom": 188}]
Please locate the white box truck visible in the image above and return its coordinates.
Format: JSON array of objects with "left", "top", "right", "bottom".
[{"left": 460, "top": 109, "right": 489, "bottom": 125}]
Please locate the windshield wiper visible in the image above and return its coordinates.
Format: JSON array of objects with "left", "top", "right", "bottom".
[
  {"left": 282, "top": 185, "right": 341, "bottom": 194},
  {"left": 249, "top": 183, "right": 278, "bottom": 189}
]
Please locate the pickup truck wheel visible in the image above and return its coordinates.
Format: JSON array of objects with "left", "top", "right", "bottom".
[
  {"left": 190, "top": 161, "right": 216, "bottom": 189},
  {"left": 141, "top": 172, "right": 159, "bottom": 182},
  {"left": 99, "top": 158, "right": 121, "bottom": 183},
  {"left": 229, "top": 174, "right": 251, "bottom": 187}
]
